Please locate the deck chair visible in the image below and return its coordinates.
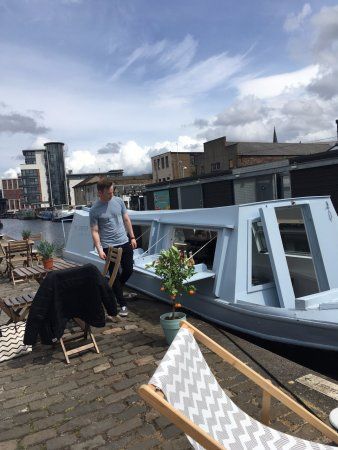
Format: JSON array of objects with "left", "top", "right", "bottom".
[
  {"left": 7, "top": 240, "right": 31, "bottom": 285},
  {"left": 101, "top": 245, "right": 123, "bottom": 287},
  {"left": 139, "top": 321, "right": 338, "bottom": 450}
]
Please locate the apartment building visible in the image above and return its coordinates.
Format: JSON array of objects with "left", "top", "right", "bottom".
[
  {"left": 20, "top": 142, "right": 68, "bottom": 208},
  {"left": 20, "top": 149, "right": 49, "bottom": 208}
]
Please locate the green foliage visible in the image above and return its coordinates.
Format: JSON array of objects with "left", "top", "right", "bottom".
[
  {"left": 21, "top": 229, "right": 31, "bottom": 240},
  {"left": 36, "top": 240, "right": 56, "bottom": 260},
  {"left": 148, "top": 246, "right": 196, "bottom": 318}
]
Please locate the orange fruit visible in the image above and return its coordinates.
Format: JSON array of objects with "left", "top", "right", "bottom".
[
  {"left": 160, "top": 286, "right": 165, "bottom": 291},
  {"left": 188, "top": 290, "right": 195, "bottom": 295},
  {"left": 175, "top": 303, "right": 182, "bottom": 308}
]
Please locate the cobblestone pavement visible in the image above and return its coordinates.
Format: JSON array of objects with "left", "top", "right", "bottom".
[{"left": 0, "top": 273, "right": 337, "bottom": 449}]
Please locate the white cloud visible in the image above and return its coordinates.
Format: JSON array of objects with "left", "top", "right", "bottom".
[
  {"left": 284, "top": 3, "right": 312, "bottom": 32},
  {"left": 65, "top": 136, "right": 203, "bottom": 175},
  {"left": 158, "top": 34, "right": 197, "bottom": 71},
  {"left": 110, "top": 40, "right": 167, "bottom": 81},
  {"left": 237, "top": 65, "right": 319, "bottom": 99},
  {"left": 154, "top": 52, "right": 246, "bottom": 106},
  {"left": 2, "top": 168, "right": 19, "bottom": 179},
  {"left": 110, "top": 34, "right": 198, "bottom": 82}
]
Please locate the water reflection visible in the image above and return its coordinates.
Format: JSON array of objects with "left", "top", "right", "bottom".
[{"left": 1, "top": 219, "right": 72, "bottom": 256}]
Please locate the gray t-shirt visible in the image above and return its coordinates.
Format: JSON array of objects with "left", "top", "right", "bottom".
[{"left": 89, "top": 197, "right": 128, "bottom": 247}]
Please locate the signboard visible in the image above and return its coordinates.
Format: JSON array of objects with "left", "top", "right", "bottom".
[{"left": 154, "top": 190, "right": 170, "bottom": 210}]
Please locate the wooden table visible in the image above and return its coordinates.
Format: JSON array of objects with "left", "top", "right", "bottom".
[
  {"left": 1, "top": 260, "right": 81, "bottom": 324},
  {"left": 12, "top": 260, "right": 81, "bottom": 284}
]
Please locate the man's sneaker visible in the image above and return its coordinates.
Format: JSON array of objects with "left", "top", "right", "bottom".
[{"left": 119, "top": 306, "right": 128, "bottom": 317}]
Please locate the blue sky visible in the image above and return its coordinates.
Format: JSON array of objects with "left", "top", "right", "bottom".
[{"left": 1, "top": 0, "right": 338, "bottom": 177}]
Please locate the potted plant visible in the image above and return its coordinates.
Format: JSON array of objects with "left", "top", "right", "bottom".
[
  {"left": 36, "top": 240, "right": 56, "bottom": 269},
  {"left": 21, "top": 229, "right": 31, "bottom": 240},
  {"left": 149, "top": 246, "right": 196, "bottom": 344}
]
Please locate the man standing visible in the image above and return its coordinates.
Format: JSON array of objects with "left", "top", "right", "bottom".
[{"left": 90, "top": 178, "right": 137, "bottom": 317}]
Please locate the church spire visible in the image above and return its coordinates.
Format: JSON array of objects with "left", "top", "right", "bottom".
[{"left": 273, "top": 126, "right": 278, "bottom": 143}]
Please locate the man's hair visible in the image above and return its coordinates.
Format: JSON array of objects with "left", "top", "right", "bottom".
[{"left": 97, "top": 178, "right": 114, "bottom": 192}]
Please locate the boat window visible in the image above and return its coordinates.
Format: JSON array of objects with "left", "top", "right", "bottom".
[
  {"left": 275, "top": 205, "right": 319, "bottom": 296},
  {"left": 275, "top": 207, "right": 310, "bottom": 255},
  {"left": 172, "top": 228, "right": 217, "bottom": 269},
  {"left": 132, "top": 224, "right": 151, "bottom": 251},
  {"left": 251, "top": 222, "right": 274, "bottom": 286}
]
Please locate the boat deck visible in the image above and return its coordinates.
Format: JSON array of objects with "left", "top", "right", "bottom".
[{"left": 0, "top": 261, "right": 337, "bottom": 449}]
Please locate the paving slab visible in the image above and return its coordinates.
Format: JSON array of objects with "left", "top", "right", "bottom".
[{"left": 0, "top": 269, "right": 337, "bottom": 448}]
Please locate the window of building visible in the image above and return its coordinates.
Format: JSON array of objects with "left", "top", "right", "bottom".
[
  {"left": 229, "top": 159, "right": 234, "bottom": 169},
  {"left": 2, "top": 180, "right": 7, "bottom": 189},
  {"left": 165, "top": 156, "right": 169, "bottom": 168},
  {"left": 161, "top": 157, "right": 165, "bottom": 169},
  {"left": 157, "top": 159, "right": 160, "bottom": 169},
  {"left": 172, "top": 228, "right": 217, "bottom": 269},
  {"left": 211, "top": 162, "right": 221, "bottom": 171}
]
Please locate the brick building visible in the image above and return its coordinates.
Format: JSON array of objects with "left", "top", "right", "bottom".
[
  {"left": 195, "top": 137, "right": 332, "bottom": 175},
  {"left": 151, "top": 152, "right": 200, "bottom": 183},
  {"left": 1, "top": 178, "right": 22, "bottom": 211}
]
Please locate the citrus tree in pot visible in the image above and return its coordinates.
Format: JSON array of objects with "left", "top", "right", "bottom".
[
  {"left": 36, "top": 240, "right": 56, "bottom": 269},
  {"left": 149, "top": 246, "right": 196, "bottom": 344}
]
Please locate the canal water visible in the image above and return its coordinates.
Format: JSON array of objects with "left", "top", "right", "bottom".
[{"left": 1, "top": 219, "right": 72, "bottom": 254}]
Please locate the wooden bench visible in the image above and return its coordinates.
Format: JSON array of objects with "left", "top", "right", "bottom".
[{"left": 0, "top": 293, "right": 35, "bottom": 324}]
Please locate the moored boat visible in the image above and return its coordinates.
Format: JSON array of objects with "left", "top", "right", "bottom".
[
  {"left": 63, "top": 196, "right": 338, "bottom": 351},
  {"left": 37, "top": 210, "right": 54, "bottom": 220}
]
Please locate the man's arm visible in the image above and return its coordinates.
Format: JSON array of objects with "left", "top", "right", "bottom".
[
  {"left": 123, "top": 213, "right": 137, "bottom": 249},
  {"left": 91, "top": 224, "right": 106, "bottom": 260}
]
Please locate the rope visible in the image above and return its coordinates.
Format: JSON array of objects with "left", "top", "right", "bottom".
[
  {"left": 135, "top": 228, "right": 150, "bottom": 242},
  {"left": 133, "top": 231, "right": 171, "bottom": 261},
  {"left": 187, "top": 234, "right": 217, "bottom": 262}
]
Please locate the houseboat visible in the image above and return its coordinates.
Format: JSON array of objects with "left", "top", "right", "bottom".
[{"left": 63, "top": 196, "right": 338, "bottom": 351}]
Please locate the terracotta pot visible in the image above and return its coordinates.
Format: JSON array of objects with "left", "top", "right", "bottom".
[{"left": 43, "top": 258, "right": 53, "bottom": 270}]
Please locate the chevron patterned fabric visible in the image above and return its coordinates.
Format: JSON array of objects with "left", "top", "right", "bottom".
[
  {"left": 150, "top": 328, "right": 336, "bottom": 449},
  {"left": 0, "top": 321, "right": 32, "bottom": 363}
]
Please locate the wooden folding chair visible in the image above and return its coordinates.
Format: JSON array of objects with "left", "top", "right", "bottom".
[
  {"left": 0, "top": 242, "right": 8, "bottom": 276},
  {"left": 29, "top": 233, "right": 43, "bottom": 264},
  {"left": 59, "top": 317, "right": 100, "bottom": 364},
  {"left": 139, "top": 321, "right": 338, "bottom": 450},
  {"left": 101, "top": 245, "right": 123, "bottom": 287},
  {"left": 59, "top": 250, "right": 122, "bottom": 364},
  {"left": 7, "top": 240, "right": 31, "bottom": 285}
]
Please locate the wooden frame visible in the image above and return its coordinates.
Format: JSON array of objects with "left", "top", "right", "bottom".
[
  {"left": 6, "top": 240, "right": 31, "bottom": 285},
  {"left": 139, "top": 321, "right": 338, "bottom": 449},
  {"left": 59, "top": 318, "right": 99, "bottom": 364},
  {"left": 101, "top": 246, "right": 123, "bottom": 287},
  {"left": 29, "top": 233, "right": 44, "bottom": 264},
  {"left": 0, "top": 293, "right": 35, "bottom": 324}
]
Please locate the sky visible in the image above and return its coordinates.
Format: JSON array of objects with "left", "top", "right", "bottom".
[{"left": 1, "top": 0, "right": 338, "bottom": 178}]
